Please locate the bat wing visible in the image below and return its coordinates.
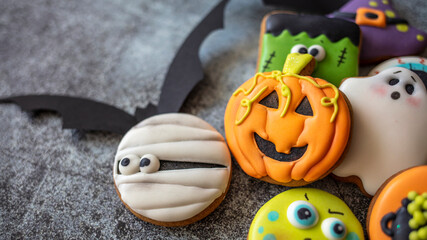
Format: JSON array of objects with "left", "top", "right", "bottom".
[
  {"left": 0, "top": 95, "right": 137, "bottom": 135},
  {"left": 156, "top": 0, "right": 229, "bottom": 114}
]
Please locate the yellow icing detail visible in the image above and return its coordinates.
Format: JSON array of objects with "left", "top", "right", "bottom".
[
  {"left": 417, "top": 34, "right": 425, "bottom": 42},
  {"left": 235, "top": 86, "right": 268, "bottom": 125},
  {"left": 233, "top": 53, "right": 339, "bottom": 125},
  {"left": 233, "top": 71, "right": 339, "bottom": 125},
  {"left": 382, "top": 0, "right": 389, "bottom": 4},
  {"left": 396, "top": 24, "right": 409, "bottom": 32},
  {"left": 385, "top": 10, "right": 395, "bottom": 18},
  {"left": 282, "top": 53, "right": 313, "bottom": 74},
  {"left": 369, "top": 1, "right": 378, "bottom": 7},
  {"left": 280, "top": 83, "right": 291, "bottom": 117},
  {"left": 284, "top": 73, "right": 339, "bottom": 123},
  {"left": 233, "top": 73, "right": 263, "bottom": 96}
]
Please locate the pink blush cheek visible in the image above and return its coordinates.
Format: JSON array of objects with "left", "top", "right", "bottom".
[
  {"left": 372, "top": 85, "right": 387, "bottom": 96},
  {"left": 407, "top": 97, "right": 422, "bottom": 107}
]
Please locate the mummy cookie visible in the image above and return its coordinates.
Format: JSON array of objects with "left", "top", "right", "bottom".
[
  {"left": 113, "top": 113, "right": 232, "bottom": 226},
  {"left": 225, "top": 53, "right": 351, "bottom": 186},
  {"left": 248, "top": 188, "right": 364, "bottom": 240},
  {"left": 257, "top": 12, "right": 361, "bottom": 86},
  {"left": 330, "top": 0, "right": 427, "bottom": 63},
  {"left": 333, "top": 67, "right": 427, "bottom": 196},
  {"left": 368, "top": 166, "right": 427, "bottom": 240}
]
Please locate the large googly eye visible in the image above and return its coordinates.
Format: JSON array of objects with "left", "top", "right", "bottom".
[
  {"left": 139, "top": 154, "right": 160, "bottom": 173},
  {"left": 291, "top": 44, "right": 308, "bottom": 54},
  {"left": 119, "top": 155, "right": 140, "bottom": 175},
  {"left": 287, "top": 200, "right": 319, "bottom": 229},
  {"left": 308, "top": 45, "right": 325, "bottom": 62},
  {"left": 321, "top": 218, "right": 347, "bottom": 240}
]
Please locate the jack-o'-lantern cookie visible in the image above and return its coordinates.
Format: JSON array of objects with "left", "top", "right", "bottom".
[
  {"left": 225, "top": 53, "right": 351, "bottom": 186},
  {"left": 113, "top": 113, "right": 231, "bottom": 226},
  {"left": 368, "top": 166, "right": 427, "bottom": 240},
  {"left": 333, "top": 67, "right": 427, "bottom": 196},
  {"left": 248, "top": 188, "right": 364, "bottom": 240},
  {"left": 257, "top": 12, "right": 361, "bottom": 86}
]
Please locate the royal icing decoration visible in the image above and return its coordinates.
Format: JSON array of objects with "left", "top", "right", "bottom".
[
  {"left": 225, "top": 54, "right": 351, "bottom": 185},
  {"left": 257, "top": 12, "right": 360, "bottom": 86},
  {"left": 113, "top": 113, "right": 231, "bottom": 224},
  {"left": 248, "top": 188, "right": 364, "bottom": 240},
  {"left": 331, "top": 0, "right": 427, "bottom": 62},
  {"left": 333, "top": 67, "right": 427, "bottom": 196},
  {"left": 368, "top": 166, "right": 427, "bottom": 240}
]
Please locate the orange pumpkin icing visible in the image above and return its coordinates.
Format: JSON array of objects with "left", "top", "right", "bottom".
[
  {"left": 368, "top": 166, "right": 427, "bottom": 239},
  {"left": 224, "top": 70, "right": 351, "bottom": 185}
]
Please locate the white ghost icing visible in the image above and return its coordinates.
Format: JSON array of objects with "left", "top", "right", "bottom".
[
  {"left": 113, "top": 113, "right": 231, "bottom": 223},
  {"left": 333, "top": 67, "right": 427, "bottom": 196}
]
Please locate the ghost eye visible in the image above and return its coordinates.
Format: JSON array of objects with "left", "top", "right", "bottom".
[
  {"left": 139, "top": 154, "right": 160, "bottom": 173},
  {"left": 389, "top": 78, "right": 399, "bottom": 85},
  {"left": 321, "top": 218, "right": 347, "bottom": 240},
  {"left": 291, "top": 44, "right": 308, "bottom": 54},
  {"left": 308, "top": 45, "right": 326, "bottom": 62},
  {"left": 295, "top": 97, "right": 313, "bottom": 116},
  {"left": 118, "top": 155, "right": 140, "bottom": 175},
  {"left": 287, "top": 200, "right": 319, "bottom": 229},
  {"left": 405, "top": 84, "right": 414, "bottom": 95}
]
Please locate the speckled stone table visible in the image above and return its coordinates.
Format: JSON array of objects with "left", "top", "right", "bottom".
[{"left": 0, "top": 0, "right": 426, "bottom": 239}]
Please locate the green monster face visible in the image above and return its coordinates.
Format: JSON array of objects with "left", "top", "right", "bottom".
[
  {"left": 257, "top": 13, "right": 361, "bottom": 87},
  {"left": 248, "top": 188, "right": 364, "bottom": 240}
]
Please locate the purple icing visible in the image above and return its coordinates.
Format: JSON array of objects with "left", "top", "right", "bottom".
[{"left": 331, "top": 0, "right": 427, "bottom": 62}]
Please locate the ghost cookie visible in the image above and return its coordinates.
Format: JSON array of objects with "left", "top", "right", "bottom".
[
  {"left": 225, "top": 53, "right": 351, "bottom": 186},
  {"left": 368, "top": 166, "right": 427, "bottom": 240},
  {"left": 113, "top": 113, "right": 232, "bottom": 226},
  {"left": 248, "top": 188, "right": 364, "bottom": 240},
  {"left": 333, "top": 67, "right": 427, "bottom": 196},
  {"left": 330, "top": 0, "right": 427, "bottom": 63},
  {"left": 257, "top": 12, "right": 361, "bottom": 86}
]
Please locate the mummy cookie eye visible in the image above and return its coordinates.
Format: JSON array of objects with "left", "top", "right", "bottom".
[
  {"left": 119, "top": 155, "right": 140, "bottom": 175},
  {"left": 287, "top": 200, "right": 319, "bottom": 229},
  {"left": 321, "top": 218, "right": 347, "bottom": 240},
  {"left": 291, "top": 44, "right": 308, "bottom": 54},
  {"left": 405, "top": 84, "right": 414, "bottom": 95},
  {"left": 308, "top": 45, "right": 326, "bottom": 62},
  {"left": 389, "top": 78, "right": 399, "bottom": 85},
  {"left": 139, "top": 154, "right": 160, "bottom": 173}
]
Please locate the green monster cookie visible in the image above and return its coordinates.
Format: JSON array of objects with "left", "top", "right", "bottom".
[
  {"left": 257, "top": 13, "right": 361, "bottom": 86},
  {"left": 248, "top": 188, "right": 364, "bottom": 240}
]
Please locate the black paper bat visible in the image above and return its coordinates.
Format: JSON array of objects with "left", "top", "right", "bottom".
[{"left": 0, "top": 0, "right": 228, "bottom": 135}]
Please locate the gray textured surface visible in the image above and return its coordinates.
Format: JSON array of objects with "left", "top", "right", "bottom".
[{"left": 0, "top": 0, "right": 426, "bottom": 239}]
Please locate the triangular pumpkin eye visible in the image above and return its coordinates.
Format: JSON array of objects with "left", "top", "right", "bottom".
[
  {"left": 259, "top": 91, "right": 279, "bottom": 109},
  {"left": 295, "top": 97, "right": 313, "bottom": 116}
]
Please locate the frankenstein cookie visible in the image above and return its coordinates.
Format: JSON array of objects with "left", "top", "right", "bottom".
[
  {"left": 113, "top": 113, "right": 231, "bottom": 226},
  {"left": 248, "top": 188, "right": 364, "bottom": 240},
  {"left": 257, "top": 12, "right": 361, "bottom": 86}
]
